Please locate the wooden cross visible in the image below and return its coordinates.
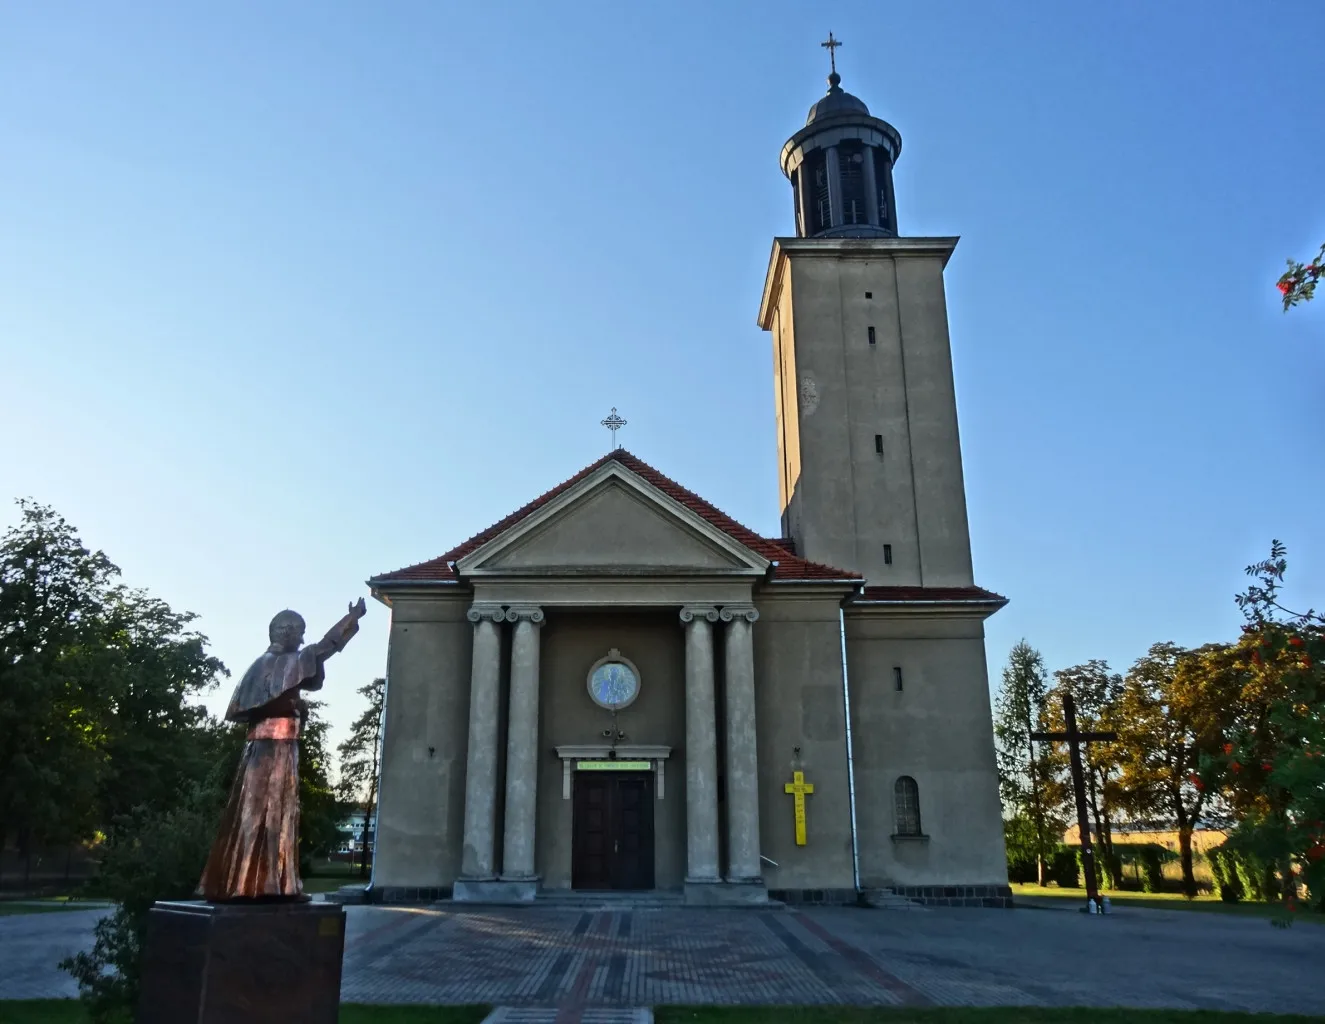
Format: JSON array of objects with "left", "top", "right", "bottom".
[
  {"left": 784, "top": 770, "right": 814, "bottom": 846},
  {"left": 820, "top": 32, "right": 842, "bottom": 75},
  {"left": 1031, "top": 692, "right": 1117, "bottom": 911}
]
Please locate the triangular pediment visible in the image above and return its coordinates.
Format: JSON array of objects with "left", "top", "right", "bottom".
[{"left": 456, "top": 463, "right": 768, "bottom": 577}]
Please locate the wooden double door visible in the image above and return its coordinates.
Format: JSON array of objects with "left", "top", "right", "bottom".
[{"left": 571, "top": 772, "right": 655, "bottom": 890}]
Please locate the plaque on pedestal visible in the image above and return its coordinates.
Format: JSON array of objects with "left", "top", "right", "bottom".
[{"left": 135, "top": 901, "right": 345, "bottom": 1024}]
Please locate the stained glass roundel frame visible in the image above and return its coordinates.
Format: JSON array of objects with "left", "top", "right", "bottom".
[{"left": 586, "top": 649, "right": 641, "bottom": 710}]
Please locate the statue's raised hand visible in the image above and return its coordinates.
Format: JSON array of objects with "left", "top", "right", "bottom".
[{"left": 349, "top": 597, "right": 368, "bottom": 620}]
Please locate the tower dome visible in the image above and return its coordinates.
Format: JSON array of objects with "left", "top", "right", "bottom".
[
  {"left": 806, "top": 72, "right": 870, "bottom": 124},
  {"left": 780, "top": 41, "right": 902, "bottom": 239}
]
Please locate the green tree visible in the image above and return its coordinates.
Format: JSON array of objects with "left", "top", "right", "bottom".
[
  {"left": 298, "top": 698, "right": 344, "bottom": 874},
  {"left": 92, "top": 588, "right": 229, "bottom": 825},
  {"left": 0, "top": 500, "right": 231, "bottom": 882},
  {"left": 993, "top": 640, "right": 1060, "bottom": 884},
  {"left": 1277, "top": 242, "right": 1323, "bottom": 309},
  {"left": 1115, "top": 641, "right": 1234, "bottom": 896},
  {"left": 337, "top": 677, "right": 385, "bottom": 878},
  {"left": 1201, "top": 541, "right": 1325, "bottom": 919},
  {"left": 1041, "top": 661, "right": 1125, "bottom": 887},
  {"left": 0, "top": 501, "right": 118, "bottom": 871}
]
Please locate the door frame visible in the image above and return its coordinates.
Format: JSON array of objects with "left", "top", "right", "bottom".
[{"left": 570, "top": 770, "right": 656, "bottom": 891}]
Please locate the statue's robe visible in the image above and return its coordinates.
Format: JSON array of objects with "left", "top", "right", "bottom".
[{"left": 198, "top": 610, "right": 360, "bottom": 901}]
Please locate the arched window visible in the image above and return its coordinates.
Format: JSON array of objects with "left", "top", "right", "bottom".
[{"left": 893, "top": 776, "right": 922, "bottom": 836}]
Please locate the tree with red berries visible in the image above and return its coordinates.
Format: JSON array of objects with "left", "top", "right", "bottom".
[
  {"left": 1201, "top": 542, "right": 1325, "bottom": 917},
  {"left": 1277, "top": 243, "right": 1323, "bottom": 310}
]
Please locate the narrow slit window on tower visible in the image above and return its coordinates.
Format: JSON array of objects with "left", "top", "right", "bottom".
[
  {"left": 893, "top": 666, "right": 904, "bottom": 691},
  {"left": 867, "top": 325, "right": 876, "bottom": 345},
  {"left": 874, "top": 434, "right": 884, "bottom": 454},
  {"left": 883, "top": 543, "right": 893, "bottom": 565}
]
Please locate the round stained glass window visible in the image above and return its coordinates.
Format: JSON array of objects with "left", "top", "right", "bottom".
[{"left": 586, "top": 649, "right": 641, "bottom": 710}]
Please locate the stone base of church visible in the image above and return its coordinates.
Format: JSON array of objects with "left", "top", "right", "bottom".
[
  {"left": 889, "top": 883, "right": 1013, "bottom": 908},
  {"left": 370, "top": 885, "right": 451, "bottom": 904},
  {"left": 683, "top": 880, "right": 768, "bottom": 906},
  {"left": 452, "top": 878, "right": 540, "bottom": 903}
]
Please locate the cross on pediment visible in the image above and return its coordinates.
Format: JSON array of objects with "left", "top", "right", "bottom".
[{"left": 601, "top": 407, "right": 626, "bottom": 450}]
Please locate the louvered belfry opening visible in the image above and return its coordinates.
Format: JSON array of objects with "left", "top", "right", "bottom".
[
  {"left": 838, "top": 141, "right": 868, "bottom": 227},
  {"left": 804, "top": 150, "right": 830, "bottom": 235}
]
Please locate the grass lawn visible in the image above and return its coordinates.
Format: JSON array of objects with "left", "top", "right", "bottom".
[
  {"left": 654, "top": 1011, "right": 1325, "bottom": 1023},
  {"left": 1009, "top": 884, "right": 1320, "bottom": 923},
  {"left": 302, "top": 859, "right": 370, "bottom": 894},
  {"left": 0, "top": 899, "right": 107, "bottom": 917}
]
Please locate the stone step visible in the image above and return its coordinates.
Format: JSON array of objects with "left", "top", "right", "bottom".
[
  {"left": 859, "top": 887, "right": 929, "bottom": 911},
  {"left": 322, "top": 884, "right": 370, "bottom": 905}
]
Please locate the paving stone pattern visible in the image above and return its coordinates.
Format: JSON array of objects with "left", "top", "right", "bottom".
[
  {"left": 340, "top": 903, "right": 1325, "bottom": 1015},
  {"left": 5, "top": 902, "right": 1325, "bottom": 1016}
]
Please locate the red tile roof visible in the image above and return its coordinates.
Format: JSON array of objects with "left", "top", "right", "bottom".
[
  {"left": 858, "top": 585, "right": 1008, "bottom": 604},
  {"left": 368, "top": 449, "right": 863, "bottom": 586}
]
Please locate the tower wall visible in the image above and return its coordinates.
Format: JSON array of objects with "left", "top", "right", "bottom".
[{"left": 762, "top": 237, "right": 975, "bottom": 587}]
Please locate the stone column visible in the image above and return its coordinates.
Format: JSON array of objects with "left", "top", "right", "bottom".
[
  {"left": 501, "top": 605, "right": 544, "bottom": 885},
  {"left": 680, "top": 605, "right": 720, "bottom": 884},
  {"left": 825, "top": 145, "right": 843, "bottom": 230},
  {"left": 882, "top": 153, "right": 897, "bottom": 233},
  {"left": 458, "top": 603, "right": 505, "bottom": 881},
  {"left": 796, "top": 164, "right": 813, "bottom": 237},
  {"left": 721, "top": 605, "right": 762, "bottom": 884},
  {"left": 862, "top": 145, "right": 880, "bottom": 227}
]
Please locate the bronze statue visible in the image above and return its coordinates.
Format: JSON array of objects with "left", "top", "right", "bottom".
[{"left": 198, "top": 598, "right": 367, "bottom": 902}]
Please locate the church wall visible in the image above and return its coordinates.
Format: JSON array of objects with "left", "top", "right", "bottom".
[
  {"left": 752, "top": 593, "right": 856, "bottom": 891},
  {"left": 536, "top": 610, "right": 687, "bottom": 890},
  {"left": 373, "top": 594, "right": 473, "bottom": 891},
  {"left": 843, "top": 612, "right": 1008, "bottom": 889},
  {"left": 894, "top": 256, "right": 975, "bottom": 588},
  {"left": 772, "top": 269, "right": 802, "bottom": 539},
  {"left": 785, "top": 257, "right": 858, "bottom": 578}
]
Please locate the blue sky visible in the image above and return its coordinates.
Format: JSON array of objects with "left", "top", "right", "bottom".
[{"left": 3, "top": 2, "right": 1322, "bottom": 747}]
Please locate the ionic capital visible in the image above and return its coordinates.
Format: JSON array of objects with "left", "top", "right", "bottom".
[
  {"left": 719, "top": 605, "right": 759, "bottom": 624},
  {"left": 467, "top": 603, "right": 506, "bottom": 624},
  {"left": 505, "top": 605, "right": 545, "bottom": 625},
  {"left": 679, "top": 605, "right": 719, "bottom": 624}
]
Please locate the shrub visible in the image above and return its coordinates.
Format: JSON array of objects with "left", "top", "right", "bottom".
[
  {"left": 1208, "top": 845, "right": 1245, "bottom": 903},
  {"left": 1107, "top": 843, "right": 1176, "bottom": 892},
  {"left": 60, "top": 787, "right": 222, "bottom": 1022},
  {"left": 58, "top": 720, "right": 239, "bottom": 1024},
  {"left": 1048, "top": 846, "right": 1079, "bottom": 888},
  {"left": 1138, "top": 846, "right": 1165, "bottom": 892},
  {"left": 1007, "top": 856, "right": 1037, "bottom": 883}
]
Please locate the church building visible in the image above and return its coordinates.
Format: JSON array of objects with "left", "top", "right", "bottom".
[{"left": 367, "top": 57, "right": 1012, "bottom": 908}]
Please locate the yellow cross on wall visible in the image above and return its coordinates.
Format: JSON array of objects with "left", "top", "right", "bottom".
[{"left": 784, "top": 770, "right": 814, "bottom": 846}]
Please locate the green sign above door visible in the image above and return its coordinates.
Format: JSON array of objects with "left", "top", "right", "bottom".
[{"left": 576, "top": 760, "right": 652, "bottom": 771}]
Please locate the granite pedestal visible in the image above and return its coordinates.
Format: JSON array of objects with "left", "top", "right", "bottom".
[{"left": 135, "top": 900, "right": 345, "bottom": 1024}]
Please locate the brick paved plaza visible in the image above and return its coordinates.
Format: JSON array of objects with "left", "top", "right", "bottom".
[{"left": 5, "top": 902, "right": 1324, "bottom": 1016}]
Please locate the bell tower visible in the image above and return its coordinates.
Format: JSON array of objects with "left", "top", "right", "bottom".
[{"left": 757, "top": 40, "right": 975, "bottom": 588}]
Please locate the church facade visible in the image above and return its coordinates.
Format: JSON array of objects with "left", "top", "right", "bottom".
[{"left": 367, "top": 67, "right": 1011, "bottom": 908}]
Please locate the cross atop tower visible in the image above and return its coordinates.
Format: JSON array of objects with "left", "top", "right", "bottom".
[
  {"left": 820, "top": 32, "right": 842, "bottom": 76},
  {"left": 600, "top": 407, "right": 626, "bottom": 450}
]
